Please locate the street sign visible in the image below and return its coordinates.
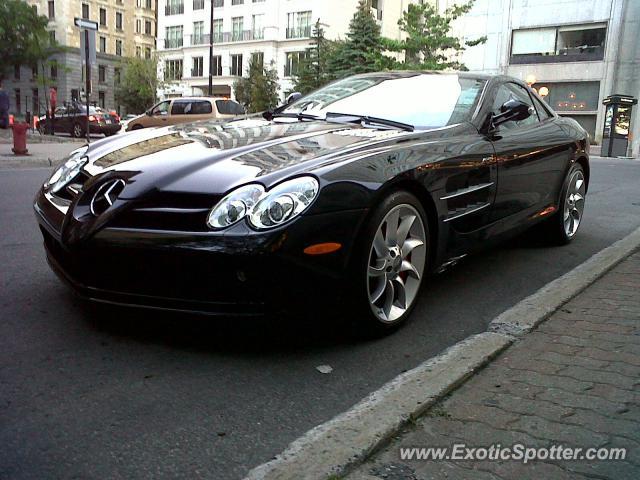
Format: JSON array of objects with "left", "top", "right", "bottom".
[
  {"left": 74, "top": 18, "right": 98, "bottom": 30},
  {"left": 79, "top": 31, "right": 96, "bottom": 65}
]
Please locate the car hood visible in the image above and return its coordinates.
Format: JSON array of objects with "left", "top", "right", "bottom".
[{"left": 82, "top": 118, "right": 413, "bottom": 199}]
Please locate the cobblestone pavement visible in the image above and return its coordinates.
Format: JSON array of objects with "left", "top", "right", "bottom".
[{"left": 349, "top": 252, "right": 640, "bottom": 480}]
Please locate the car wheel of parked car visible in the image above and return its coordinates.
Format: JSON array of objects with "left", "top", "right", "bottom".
[
  {"left": 71, "top": 123, "right": 84, "bottom": 138},
  {"left": 352, "top": 191, "right": 429, "bottom": 333},
  {"left": 544, "top": 163, "right": 587, "bottom": 245}
]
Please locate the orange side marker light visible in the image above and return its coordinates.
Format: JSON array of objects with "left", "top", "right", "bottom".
[{"left": 303, "top": 242, "right": 342, "bottom": 255}]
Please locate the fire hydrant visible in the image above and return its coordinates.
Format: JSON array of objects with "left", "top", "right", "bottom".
[{"left": 11, "top": 122, "right": 29, "bottom": 155}]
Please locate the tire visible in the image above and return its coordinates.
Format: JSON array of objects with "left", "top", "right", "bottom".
[
  {"left": 542, "top": 163, "right": 587, "bottom": 245},
  {"left": 349, "top": 190, "right": 430, "bottom": 334},
  {"left": 71, "top": 123, "right": 84, "bottom": 138}
]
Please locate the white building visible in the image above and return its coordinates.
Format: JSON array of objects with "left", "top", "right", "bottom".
[
  {"left": 156, "top": 0, "right": 411, "bottom": 100},
  {"left": 444, "top": 0, "right": 640, "bottom": 157}
]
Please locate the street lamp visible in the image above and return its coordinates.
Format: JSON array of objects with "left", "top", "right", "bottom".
[{"left": 208, "top": 0, "right": 215, "bottom": 96}]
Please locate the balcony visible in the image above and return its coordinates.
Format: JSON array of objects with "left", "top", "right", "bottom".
[
  {"left": 286, "top": 25, "right": 311, "bottom": 39},
  {"left": 164, "top": 38, "right": 184, "bottom": 49},
  {"left": 165, "top": 3, "right": 184, "bottom": 15},
  {"left": 189, "top": 30, "right": 264, "bottom": 45}
]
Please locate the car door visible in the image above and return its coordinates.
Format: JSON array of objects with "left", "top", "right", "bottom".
[
  {"left": 188, "top": 99, "right": 214, "bottom": 122},
  {"left": 489, "top": 82, "right": 573, "bottom": 222},
  {"left": 53, "top": 107, "right": 67, "bottom": 133},
  {"left": 148, "top": 100, "right": 171, "bottom": 127},
  {"left": 168, "top": 99, "right": 192, "bottom": 125}
]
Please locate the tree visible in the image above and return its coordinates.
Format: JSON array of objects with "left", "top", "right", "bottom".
[
  {"left": 115, "top": 57, "right": 160, "bottom": 113},
  {"left": 0, "top": 0, "right": 50, "bottom": 80},
  {"left": 31, "top": 31, "right": 69, "bottom": 117},
  {"left": 233, "top": 56, "right": 280, "bottom": 113},
  {"left": 291, "top": 19, "right": 338, "bottom": 95},
  {"left": 328, "top": 0, "right": 391, "bottom": 78},
  {"left": 384, "top": 1, "right": 487, "bottom": 71}
]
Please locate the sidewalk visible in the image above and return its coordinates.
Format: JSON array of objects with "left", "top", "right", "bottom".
[
  {"left": 349, "top": 253, "right": 640, "bottom": 480},
  {"left": 0, "top": 141, "right": 83, "bottom": 168}
]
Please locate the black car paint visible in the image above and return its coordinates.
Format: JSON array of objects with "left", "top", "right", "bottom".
[{"left": 34, "top": 72, "right": 589, "bottom": 315}]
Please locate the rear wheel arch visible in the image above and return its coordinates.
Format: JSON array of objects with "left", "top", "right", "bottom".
[{"left": 575, "top": 156, "right": 589, "bottom": 193}]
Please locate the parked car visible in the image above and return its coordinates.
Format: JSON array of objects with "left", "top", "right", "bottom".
[
  {"left": 38, "top": 104, "right": 121, "bottom": 138},
  {"left": 34, "top": 72, "right": 589, "bottom": 334},
  {"left": 125, "top": 97, "right": 245, "bottom": 131}
]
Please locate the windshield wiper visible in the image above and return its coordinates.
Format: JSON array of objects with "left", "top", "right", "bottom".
[
  {"left": 325, "top": 112, "right": 414, "bottom": 132},
  {"left": 269, "top": 112, "right": 322, "bottom": 122}
]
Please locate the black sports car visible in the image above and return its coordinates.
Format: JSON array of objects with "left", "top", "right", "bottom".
[{"left": 34, "top": 72, "right": 589, "bottom": 332}]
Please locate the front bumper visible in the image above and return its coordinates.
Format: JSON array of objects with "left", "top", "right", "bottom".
[{"left": 35, "top": 189, "right": 367, "bottom": 316}]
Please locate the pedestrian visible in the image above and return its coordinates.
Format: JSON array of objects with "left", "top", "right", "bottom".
[{"left": 0, "top": 81, "right": 10, "bottom": 129}]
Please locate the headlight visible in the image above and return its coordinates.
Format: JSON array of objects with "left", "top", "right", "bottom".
[
  {"left": 206, "top": 184, "right": 265, "bottom": 229},
  {"left": 206, "top": 176, "right": 319, "bottom": 230},
  {"left": 45, "top": 146, "right": 89, "bottom": 193},
  {"left": 248, "top": 176, "right": 318, "bottom": 229}
]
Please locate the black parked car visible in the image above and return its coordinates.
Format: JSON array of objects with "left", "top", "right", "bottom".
[
  {"left": 34, "top": 72, "right": 589, "bottom": 332},
  {"left": 38, "top": 104, "right": 120, "bottom": 138}
]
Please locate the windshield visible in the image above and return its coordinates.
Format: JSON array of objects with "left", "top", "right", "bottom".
[{"left": 282, "top": 73, "right": 486, "bottom": 129}]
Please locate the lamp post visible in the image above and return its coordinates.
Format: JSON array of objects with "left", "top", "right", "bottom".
[{"left": 208, "top": 0, "right": 214, "bottom": 96}]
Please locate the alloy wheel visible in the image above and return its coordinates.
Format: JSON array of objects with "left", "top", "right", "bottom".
[
  {"left": 367, "top": 204, "right": 427, "bottom": 322},
  {"left": 563, "top": 169, "right": 586, "bottom": 238},
  {"left": 73, "top": 124, "right": 82, "bottom": 138}
]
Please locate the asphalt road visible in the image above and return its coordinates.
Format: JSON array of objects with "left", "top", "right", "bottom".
[{"left": 1, "top": 158, "right": 639, "bottom": 479}]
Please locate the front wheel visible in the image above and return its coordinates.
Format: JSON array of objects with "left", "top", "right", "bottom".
[
  {"left": 71, "top": 123, "right": 84, "bottom": 138},
  {"left": 351, "top": 191, "right": 429, "bottom": 334}
]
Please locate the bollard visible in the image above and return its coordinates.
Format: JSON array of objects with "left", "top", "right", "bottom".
[{"left": 11, "top": 122, "right": 29, "bottom": 155}]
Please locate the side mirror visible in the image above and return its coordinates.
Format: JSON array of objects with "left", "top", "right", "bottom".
[
  {"left": 145, "top": 110, "right": 152, "bottom": 116},
  {"left": 286, "top": 92, "right": 302, "bottom": 105},
  {"left": 492, "top": 99, "right": 533, "bottom": 127}
]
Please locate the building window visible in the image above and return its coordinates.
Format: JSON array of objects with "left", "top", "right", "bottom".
[
  {"left": 99, "top": 36, "right": 107, "bottom": 53},
  {"left": 145, "top": 20, "right": 152, "bottom": 35},
  {"left": 165, "top": 0, "right": 184, "bottom": 15},
  {"left": 116, "top": 40, "right": 123, "bottom": 56},
  {"left": 81, "top": 3, "right": 89, "bottom": 19},
  {"left": 116, "top": 12, "right": 123, "bottom": 31},
  {"left": 136, "top": 19, "right": 141, "bottom": 33},
  {"left": 214, "top": 0, "right": 223, "bottom": 7},
  {"left": 510, "top": 24, "right": 606, "bottom": 64},
  {"left": 99, "top": 65, "right": 106, "bottom": 83},
  {"left": 146, "top": 0, "right": 153, "bottom": 9},
  {"left": 252, "top": 0, "right": 265, "bottom": 2},
  {"left": 212, "top": 19, "right": 223, "bottom": 42},
  {"left": 230, "top": 54, "right": 243, "bottom": 76},
  {"left": 164, "top": 59, "right": 183, "bottom": 80},
  {"left": 50, "top": 63, "right": 57, "bottom": 79},
  {"left": 32, "top": 88, "right": 39, "bottom": 115},
  {"left": 15, "top": 89, "right": 21, "bottom": 113},
  {"left": 211, "top": 55, "right": 222, "bottom": 76},
  {"left": 48, "top": 1, "right": 55, "bottom": 19},
  {"left": 193, "top": 21, "right": 205, "bottom": 44},
  {"left": 287, "top": 11, "right": 312, "bottom": 39},
  {"left": 284, "top": 51, "right": 307, "bottom": 77},
  {"left": 252, "top": 14, "right": 264, "bottom": 40},
  {"left": 232, "top": 0, "right": 243, "bottom": 4},
  {"left": 251, "top": 51, "right": 264, "bottom": 69},
  {"left": 145, "top": 47, "right": 151, "bottom": 59},
  {"left": 136, "top": 46, "right": 141, "bottom": 57},
  {"left": 14, "top": 65, "right": 20, "bottom": 80},
  {"left": 192, "top": 56, "right": 203, "bottom": 77},
  {"left": 32, "top": 65, "right": 37, "bottom": 80},
  {"left": 165, "top": 26, "right": 183, "bottom": 48},
  {"left": 232, "top": 16, "right": 244, "bottom": 41},
  {"left": 99, "top": 8, "right": 106, "bottom": 26},
  {"left": 99, "top": 91, "right": 105, "bottom": 109},
  {"left": 193, "top": 0, "right": 204, "bottom": 9},
  {"left": 114, "top": 68, "right": 121, "bottom": 85}
]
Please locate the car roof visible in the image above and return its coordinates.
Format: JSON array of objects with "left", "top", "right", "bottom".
[
  {"left": 347, "top": 70, "right": 521, "bottom": 84},
  {"left": 170, "top": 97, "right": 236, "bottom": 101}
]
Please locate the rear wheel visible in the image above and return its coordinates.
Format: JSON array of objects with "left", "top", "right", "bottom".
[
  {"left": 71, "top": 122, "right": 84, "bottom": 138},
  {"left": 351, "top": 191, "right": 429, "bottom": 334},
  {"left": 543, "top": 163, "right": 587, "bottom": 245}
]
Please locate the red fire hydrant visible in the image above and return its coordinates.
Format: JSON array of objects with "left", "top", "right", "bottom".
[{"left": 11, "top": 122, "right": 29, "bottom": 155}]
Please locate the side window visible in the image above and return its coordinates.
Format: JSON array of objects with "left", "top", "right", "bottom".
[
  {"left": 171, "top": 100, "right": 192, "bottom": 115},
  {"left": 492, "top": 83, "right": 538, "bottom": 129},
  {"left": 215, "top": 99, "right": 245, "bottom": 115},
  {"left": 191, "top": 100, "right": 213, "bottom": 114},
  {"left": 151, "top": 100, "right": 170, "bottom": 115},
  {"left": 531, "top": 95, "right": 552, "bottom": 121}
]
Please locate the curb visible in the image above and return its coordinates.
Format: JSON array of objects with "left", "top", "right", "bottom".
[{"left": 244, "top": 225, "right": 640, "bottom": 480}]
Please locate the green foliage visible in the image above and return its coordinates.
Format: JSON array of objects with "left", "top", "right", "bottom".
[
  {"left": 292, "top": 20, "right": 339, "bottom": 95},
  {"left": 385, "top": 1, "right": 487, "bottom": 71},
  {"left": 233, "top": 56, "right": 280, "bottom": 113},
  {"left": 0, "top": 0, "right": 55, "bottom": 80},
  {"left": 115, "top": 57, "right": 159, "bottom": 113},
  {"left": 328, "top": 0, "right": 392, "bottom": 78}
]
